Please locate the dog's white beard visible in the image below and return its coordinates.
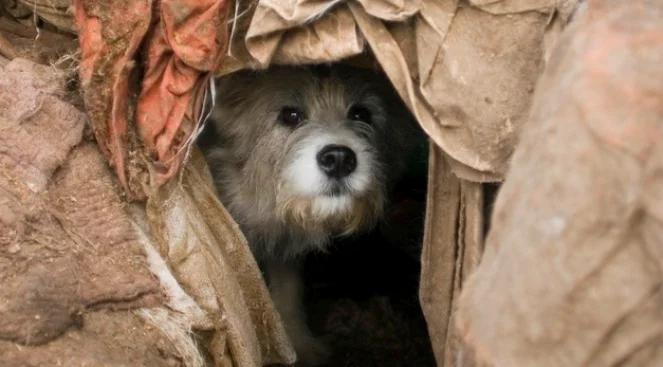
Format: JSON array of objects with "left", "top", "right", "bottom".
[{"left": 310, "top": 195, "right": 352, "bottom": 217}]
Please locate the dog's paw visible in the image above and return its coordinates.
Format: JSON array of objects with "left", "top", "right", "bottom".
[{"left": 294, "top": 336, "right": 330, "bottom": 366}]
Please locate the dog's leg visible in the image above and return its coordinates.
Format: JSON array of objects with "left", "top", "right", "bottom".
[{"left": 266, "top": 260, "right": 329, "bottom": 366}]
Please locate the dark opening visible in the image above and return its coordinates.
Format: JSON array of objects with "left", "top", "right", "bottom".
[{"left": 301, "top": 140, "right": 435, "bottom": 367}]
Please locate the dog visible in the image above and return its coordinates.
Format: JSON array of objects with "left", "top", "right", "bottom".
[{"left": 199, "top": 65, "right": 420, "bottom": 365}]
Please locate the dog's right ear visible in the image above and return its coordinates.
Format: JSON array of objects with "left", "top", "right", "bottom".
[
  {"left": 214, "top": 70, "right": 256, "bottom": 106},
  {"left": 217, "top": 68, "right": 280, "bottom": 102},
  {"left": 200, "top": 70, "right": 259, "bottom": 149}
]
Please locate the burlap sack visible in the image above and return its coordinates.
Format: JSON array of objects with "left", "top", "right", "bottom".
[
  {"left": 0, "top": 2, "right": 77, "bottom": 63},
  {"left": 457, "top": 1, "right": 663, "bottom": 366},
  {"left": 143, "top": 150, "right": 296, "bottom": 366},
  {"left": 0, "top": 58, "right": 178, "bottom": 365}
]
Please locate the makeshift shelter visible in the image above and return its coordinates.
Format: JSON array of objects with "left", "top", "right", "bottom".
[{"left": 0, "top": 0, "right": 661, "bottom": 366}]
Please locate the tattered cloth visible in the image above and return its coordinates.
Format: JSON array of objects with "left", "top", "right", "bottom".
[
  {"left": 0, "top": 58, "right": 163, "bottom": 353},
  {"left": 457, "top": 1, "right": 663, "bottom": 366},
  {"left": 74, "top": 0, "right": 230, "bottom": 200}
]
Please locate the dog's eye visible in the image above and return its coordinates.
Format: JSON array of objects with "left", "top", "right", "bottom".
[
  {"left": 348, "top": 105, "right": 372, "bottom": 124},
  {"left": 279, "top": 107, "right": 305, "bottom": 127}
]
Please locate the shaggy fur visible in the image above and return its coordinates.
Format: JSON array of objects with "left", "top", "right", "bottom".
[{"left": 200, "top": 65, "right": 419, "bottom": 365}]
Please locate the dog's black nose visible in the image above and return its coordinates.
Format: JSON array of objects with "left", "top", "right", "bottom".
[{"left": 317, "top": 145, "right": 357, "bottom": 179}]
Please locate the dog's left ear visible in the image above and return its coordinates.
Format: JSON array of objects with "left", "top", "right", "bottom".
[{"left": 197, "top": 116, "right": 222, "bottom": 150}]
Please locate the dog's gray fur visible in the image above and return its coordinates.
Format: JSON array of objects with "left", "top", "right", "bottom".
[{"left": 200, "top": 65, "right": 419, "bottom": 365}]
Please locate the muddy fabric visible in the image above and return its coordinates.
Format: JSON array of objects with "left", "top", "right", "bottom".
[
  {"left": 74, "top": 0, "right": 231, "bottom": 199},
  {"left": 145, "top": 150, "right": 296, "bottom": 367},
  {"left": 0, "top": 22, "right": 77, "bottom": 67},
  {"left": 135, "top": 0, "right": 230, "bottom": 186},
  {"left": 0, "top": 59, "right": 161, "bottom": 346},
  {"left": 244, "top": 3, "right": 364, "bottom": 67},
  {"left": 22, "top": 3, "right": 297, "bottom": 365},
  {"left": 1, "top": 57, "right": 292, "bottom": 367},
  {"left": 457, "top": 1, "right": 663, "bottom": 366},
  {"left": 0, "top": 7, "right": 78, "bottom": 71},
  {"left": 74, "top": 0, "right": 153, "bottom": 199},
  {"left": 419, "top": 144, "right": 486, "bottom": 366},
  {"left": 4, "top": 0, "right": 77, "bottom": 33},
  {"left": 0, "top": 310, "right": 183, "bottom": 366},
  {"left": 0, "top": 59, "right": 83, "bottom": 192}
]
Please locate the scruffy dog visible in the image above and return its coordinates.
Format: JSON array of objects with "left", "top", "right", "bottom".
[{"left": 200, "top": 65, "right": 419, "bottom": 365}]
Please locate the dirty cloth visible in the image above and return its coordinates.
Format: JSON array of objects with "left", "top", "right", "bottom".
[
  {"left": 4, "top": 0, "right": 77, "bottom": 33},
  {"left": 0, "top": 57, "right": 295, "bottom": 367},
  {"left": 143, "top": 150, "right": 296, "bottom": 366},
  {"left": 0, "top": 311, "right": 184, "bottom": 366},
  {"left": 457, "top": 1, "right": 663, "bottom": 366},
  {"left": 74, "top": 0, "right": 230, "bottom": 199},
  {"left": 0, "top": 2, "right": 78, "bottom": 65},
  {"left": 0, "top": 58, "right": 162, "bottom": 346}
]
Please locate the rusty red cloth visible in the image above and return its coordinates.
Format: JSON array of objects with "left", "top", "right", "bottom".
[{"left": 74, "top": 0, "right": 229, "bottom": 198}]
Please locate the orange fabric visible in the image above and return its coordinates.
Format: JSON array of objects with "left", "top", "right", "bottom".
[
  {"left": 137, "top": 0, "right": 229, "bottom": 184},
  {"left": 74, "top": 0, "right": 152, "bottom": 196},
  {"left": 74, "top": 0, "right": 229, "bottom": 197}
]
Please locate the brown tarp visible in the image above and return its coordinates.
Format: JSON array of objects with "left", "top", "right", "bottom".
[
  {"left": 0, "top": 58, "right": 172, "bottom": 363},
  {"left": 0, "top": 56, "right": 295, "bottom": 367},
  {"left": 457, "top": 1, "right": 663, "bottom": 366},
  {"left": 0, "top": 1, "right": 77, "bottom": 64},
  {"left": 143, "top": 150, "right": 296, "bottom": 366}
]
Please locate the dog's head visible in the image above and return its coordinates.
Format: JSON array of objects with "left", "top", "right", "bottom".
[{"left": 202, "top": 65, "right": 419, "bottom": 241}]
